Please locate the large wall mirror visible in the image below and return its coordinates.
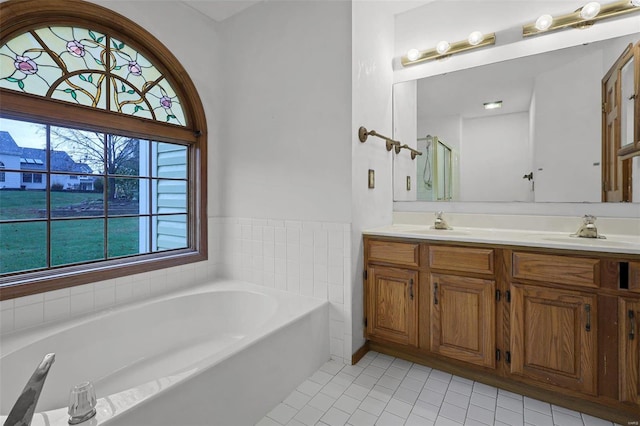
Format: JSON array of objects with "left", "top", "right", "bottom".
[{"left": 393, "top": 32, "right": 640, "bottom": 204}]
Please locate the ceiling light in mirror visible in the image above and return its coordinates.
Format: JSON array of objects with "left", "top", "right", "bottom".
[
  {"left": 483, "top": 101, "right": 502, "bottom": 110},
  {"left": 436, "top": 41, "right": 451, "bottom": 54},
  {"left": 535, "top": 14, "right": 553, "bottom": 30},
  {"left": 467, "top": 31, "right": 484, "bottom": 46},
  {"left": 631, "top": 0, "right": 640, "bottom": 6},
  {"left": 580, "top": 1, "right": 602, "bottom": 19}
]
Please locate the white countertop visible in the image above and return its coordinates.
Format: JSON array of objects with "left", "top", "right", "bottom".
[{"left": 363, "top": 224, "right": 640, "bottom": 255}]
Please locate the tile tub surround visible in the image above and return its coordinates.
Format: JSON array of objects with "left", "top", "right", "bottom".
[
  {"left": 2, "top": 216, "right": 352, "bottom": 364},
  {"left": 214, "top": 217, "right": 353, "bottom": 363},
  {"left": 256, "top": 351, "right": 623, "bottom": 426}
]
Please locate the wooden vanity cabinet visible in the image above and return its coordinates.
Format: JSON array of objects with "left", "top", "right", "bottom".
[
  {"left": 428, "top": 245, "right": 497, "bottom": 369},
  {"left": 509, "top": 251, "right": 599, "bottom": 395},
  {"left": 366, "top": 265, "right": 418, "bottom": 346},
  {"left": 363, "top": 234, "right": 640, "bottom": 423},
  {"left": 619, "top": 297, "right": 640, "bottom": 405},
  {"left": 510, "top": 284, "right": 597, "bottom": 395},
  {"left": 364, "top": 239, "right": 420, "bottom": 347}
]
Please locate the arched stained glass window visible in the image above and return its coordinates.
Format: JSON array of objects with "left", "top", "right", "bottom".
[
  {"left": 0, "top": 0, "right": 208, "bottom": 300},
  {"left": 0, "top": 26, "right": 186, "bottom": 125}
]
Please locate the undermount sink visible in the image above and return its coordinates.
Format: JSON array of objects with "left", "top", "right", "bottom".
[{"left": 542, "top": 236, "right": 637, "bottom": 248}]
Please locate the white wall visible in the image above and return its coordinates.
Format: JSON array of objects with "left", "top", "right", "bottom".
[
  {"left": 532, "top": 51, "right": 601, "bottom": 202},
  {"left": 218, "top": 1, "right": 352, "bottom": 224},
  {"left": 351, "top": 1, "right": 396, "bottom": 356},
  {"left": 460, "top": 112, "right": 531, "bottom": 202},
  {"left": 392, "top": 80, "right": 417, "bottom": 201}
]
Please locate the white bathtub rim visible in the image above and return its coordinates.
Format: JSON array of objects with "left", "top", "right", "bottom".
[
  {"left": 1, "top": 279, "right": 323, "bottom": 355},
  {"left": 0, "top": 280, "right": 328, "bottom": 425}
]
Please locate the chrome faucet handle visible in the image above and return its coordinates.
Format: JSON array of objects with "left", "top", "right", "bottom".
[
  {"left": 583, "top": 214, "right": 597, "bottom": 224},
  {"left": 433, "top": 211, "right": 451, "bottom": 230},
  {"left": 5, "top": 353, "right": 56, "bottom": 426},
  {"left": 68, "top": 381, "right": 97, "bottom": 425}
]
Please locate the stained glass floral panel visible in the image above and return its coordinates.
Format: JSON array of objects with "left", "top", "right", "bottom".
[
  {"left": 34, "top": 27, "right": 108, "bottom": 74},
  {"left": 147, "top": 79, "right": 185, "bottom": 125},
  {"left": 0, "top": 26, "right": 186, "bottom": 126},
  {"left": 0, "top": 32, "right": 61, "bottom": 96}
]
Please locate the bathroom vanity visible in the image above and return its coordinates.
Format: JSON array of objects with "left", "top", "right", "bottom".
[{"left": 362, "top": 225, "right": 640, "bottom": 423}]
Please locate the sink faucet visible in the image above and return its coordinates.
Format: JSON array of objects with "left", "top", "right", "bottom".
[
  {"left": 571, "top": 215, "right": 605, "bottom": 239},
  {"left": 5, "top": 353, "right": 55, "bottom": 426},
  {"left": 433, "top": 211, "right": 452, "bottom": 230}
]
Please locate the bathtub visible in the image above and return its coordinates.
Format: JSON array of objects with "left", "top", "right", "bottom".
[{"left": 0, "top": 280, "right": 330, "bottom": 426}]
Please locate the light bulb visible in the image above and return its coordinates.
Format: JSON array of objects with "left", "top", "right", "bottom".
[
  {"left": 631, "top": 0, "right": 640, "bottom": 6},
  {"left": 580, "top": 1, "right": 601, "bottom": 19},
  {"left": 467, "top": 31, "right": 484, "bottom": 46},
  {"left": 436, "top": 41, "right": 450, "bottom": 55},
  {"left": 535, "top": 14, "right": 553, "bottom": 30},
  {"left": 406, "top": 48, "right": 420, "bottom": 61}
]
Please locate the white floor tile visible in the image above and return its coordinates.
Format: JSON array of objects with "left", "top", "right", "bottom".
[
  {"left": 284, "top": 390, "right": 312, "bottom": 410},
  {"left": 308, "top": 392, "right": 337, "bottom": 412},
  {"left": 297, "top": 379, "right": 323, "bottom": 397},
  {"left": 466, "top": 403, "right": 495, "bottom": 425},
  {"left": 268, "top": 403, "right": 298, "bottom": 425},
  {"left": 255, "top": 351, "right": 618, "bottom": 426},
  {"left": 375, "top": 411, "right": 404, "bottom": 426},
  {"left": 412, "top": 399, "right": 440, "bottom": 421},
  {"left": 293, "top": 405, "right": 324, "bottom": 426},
  {"left": 333, "top": 394, "right": 361, "bottom": 415},
  {"left": 524, "top": 408, "right": 554, "bottom": 426},
  {"left": 393, "top": 386, "right": 419, "bottom": 405},
  {"left": 358, "top": 395, "right": 387, "bottom": 417},
  {"left": 439, "top": 401, "right": 468, "bottom": 423},
  {"left": 406, "top": 412, "right": 436, "bottom": 426},
  {"left": 368, "top": 385, "right": 394, "bottom": 403},
  {"left": 348, "top": 409, "right": 378, "bottom": 426},
  {"left": 321, "top": 407, "right": 350, "bottom": 426},
  {"left": 384, "top": 398, "right": 413, "bottom": 419}
]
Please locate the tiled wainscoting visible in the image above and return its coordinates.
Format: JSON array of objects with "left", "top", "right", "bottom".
[
  {"left": 257, "top": 351, "right": 622, "bottom": 426},
  {"left": 212, "top": 216, "right": 353, "bottom": 363}
]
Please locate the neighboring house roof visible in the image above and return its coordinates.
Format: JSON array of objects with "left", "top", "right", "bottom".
[
  {"left": 20, "top": 147, "right": 93, "bottom": 174},
  {"left": 0, "top": 131, "right": 22, "bottom": 155},
  {"left": 0, "top": 131, "right": 94, "bottom": 174}
]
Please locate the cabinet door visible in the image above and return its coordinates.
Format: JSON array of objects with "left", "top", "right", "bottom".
[
  {"left": 620, "top": 298, "right": 640, "bottom": 405},
  {"left": 510, "top": 285, "right": 597, "bottom": 395},
  {"left": 366, "top": 266, "right": 418, "bottom": 346},
  {"left": 430, "top": 273, "right": 496, "bottom": 368}
]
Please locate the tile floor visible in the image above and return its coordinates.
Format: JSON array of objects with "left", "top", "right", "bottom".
[{"left": 256, "top": 351, "right": 624, "bottom": 426}]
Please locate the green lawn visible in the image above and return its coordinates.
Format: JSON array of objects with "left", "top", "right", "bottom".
[{"left": 0, "top": 191, "right": 141, "bottom": 274}]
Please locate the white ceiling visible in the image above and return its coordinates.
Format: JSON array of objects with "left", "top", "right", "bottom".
[{"left": 181, "top": 0, "right": 262, "bottom": 22}]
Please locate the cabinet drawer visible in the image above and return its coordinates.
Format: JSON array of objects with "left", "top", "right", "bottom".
[
  {"left": 367, "top": 240, "right": 420, "bottom": 267},
  {"left": 512, "top": 252, "right": 599, "bottom": 288},
  {"left": 429, "top": 246, "right": 494, "bottom": 275}
]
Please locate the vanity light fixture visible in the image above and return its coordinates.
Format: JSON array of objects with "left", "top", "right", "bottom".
[
  {"left": 402, "top": 32, "right": 496, "bottom": 67},
  {"left": 535, "top": 14, "right": 554, "bottom": 31},
  {"left": 483, "top": 101, "right": 503, "bottom": 110},
  {"left": 436, "top": 40, "right": 451, "bottom": 54},
  {"left": 467, "top": 31, "right": 485, "bottom": 46},
  {"left": 523, "top": 0, "right": 640, "bottom": 37},
  {"left": 580, "top": 1, "right": 602, "bottom": 18}
]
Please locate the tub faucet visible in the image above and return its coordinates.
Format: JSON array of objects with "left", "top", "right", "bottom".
[
  {"left": 571, "top": 214, "right": 605, "bottom": 239},
  {"left": 433, "top": 211, "right": 451, "bottom": 230},
  {"left": 5, "top": 353, "right": 55, "bottom": 426}
]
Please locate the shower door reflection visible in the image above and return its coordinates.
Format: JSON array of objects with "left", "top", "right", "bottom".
[{"left": 417, "top": 135, "right": 455, "bottom": 201}]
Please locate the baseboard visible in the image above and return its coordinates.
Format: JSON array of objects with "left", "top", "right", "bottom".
[{"left": 351, "top": 340, "right": 370, "bottom": 365}]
